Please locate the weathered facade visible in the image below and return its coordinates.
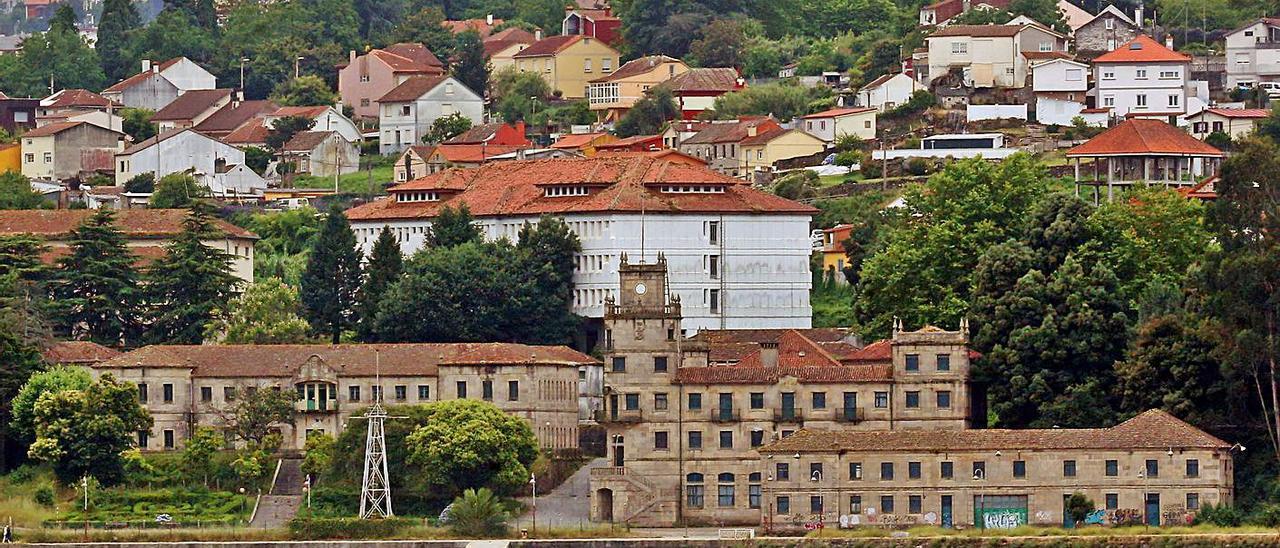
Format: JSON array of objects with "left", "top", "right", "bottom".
[{"left": 1073, "top": 6, "right": 1141, "bottom": 60}]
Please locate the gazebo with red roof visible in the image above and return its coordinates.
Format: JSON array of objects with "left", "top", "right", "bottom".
[{"left": 1065, "top": 119, "right": 1225, "bottom": 203}]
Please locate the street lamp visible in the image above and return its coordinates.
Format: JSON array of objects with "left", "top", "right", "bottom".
[
  {"left": 811, "top": 469, "right": 824, "bottom": 537},
  {"left": 239, "top": 487, "right": 247, "bottom": 519},
  {"left": 973, "top": 468, "right": 986, "bottom": 531},
  {"left": 239, "top": 57, "right": 250, "bottom": 92},
  {"left": 529, "top": 473, "right": 537, "bottom": 537},
  {"left": 303, "top": 475, "right": 312, "bottom": 510},
  {"left": 295, "top": 56, "right": 305, "bottom": 79},
  {"left": 1138, "top": 469, "right": 1149, "bottom": 531}
]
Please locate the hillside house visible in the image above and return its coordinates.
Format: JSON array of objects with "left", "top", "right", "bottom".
[
  {"left": 376, "top": 75, "right": 484, "bottom": 155},
  {"left": 1224, "top": 18, "right": 1280, "bottom": 88},
  {"left": 101, "top": 57, "right": 218, "bottom": 111},
  {"left": 1031, "top": 58, "right": 1090, "bottom": 125},
  {"left": 1074, "top": 6, "right": 1142, "bottom": 60},
  {"left": 1093, "top": 35, "right": 1190, "bottom": 121},
  {"left": 800, "top": 107, "right": 877, "bottom": 142},
  {"left": 150, "top": 88, "right": 233, "bottom": 132},
  {"left": 1067, "top": 119, "right": 1224, "bottom": 203},
  {"left": 337, "top": 43, "right": 445, "bottom": 120},
  {"left": 588, "top": 55, "right": 688, "bottom": 122},
  {"left": 925, "top": 24, "right": 1068, "bottom": 89},
  {"left": 661, "top": 68, "right": 743, "bottom": 119},
  {"left": 678, "top": 118, "right": 782, "bottom": 177},
  {"left": 1184, "top": 108, "right": 1269, "bottom": 139},
  {"left": 513, "top": 35, "right": 621, "bottom": 99},
  {"left": 856, "top": 72, "right": 922, "bottom": 111},
  {"left": 282, "top": 131, "right": 360, "bottom": 178},
  {"left": 114, "top": 128, "right": 246, "bottom": 186},
  {"left": 20, "top": 121, "right": 123, "bottom": 182}
]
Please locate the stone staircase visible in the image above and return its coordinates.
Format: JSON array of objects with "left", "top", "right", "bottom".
[
  {"left": 589, "top": 466, "right": 678, "bottom": 525},
  {"left": 248, "top": 457, "right": 304, "bottom": 528}
]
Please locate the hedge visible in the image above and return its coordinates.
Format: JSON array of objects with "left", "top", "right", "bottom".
[{"left": 287, "top": 517, "right": 416, "bottom": 540}]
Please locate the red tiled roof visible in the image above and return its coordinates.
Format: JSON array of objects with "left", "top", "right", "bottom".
[
  {"left": 1022, "top": 51, "right": 1074, "bottom": 60},
  {"left": 1080, "top": 107, "right": 1111, "bottom": 113},
  {"left": 513, "top": 35, "right": 585, "bottom": 58},
  {"left": 223, "top": 118, "right": 270, "bottom": 145},
  {"left": 23, "top": 120, "right": 89, "bottom": 137},
  {"left": 485, "top": 27, "right": 536, "bottom": 44},
  {"left": 102, "top": 58, "right": 183, "bottom": 93},
  {"left": 0, "top": 209, "right": 257, "bottom": 240},
  {"left": 1178, "top": 175, "right": 1219, "bottom": 200},
  {"left": 801, "top": 107, "right": 876, "bottom": 119},
  {"left": 95, "top": 342, "right": 596, "bottom": 377},
  {"left": 377, "top": 75, "right": 453, "bottom": 103},
  {"left": 370, "top": 49, "right": 445, "bottom": 75},
  {"left": 42, "top": 89, "right": 113, "bottom": 109},
  {"left": 194, "top": 100, "right": 279, "bottom": 135},
  {"left": 273, "top": 106, "right": 329, "bottom": 118},
  {"left": 738, "top": 126, "right": 793, "bottom": 146},
  {"left": 346, "top": 156, "right": 817, "bottom": 222},
  {"left": 43, "top": 340, "right": 121, "bottom": 364},
  {"left": 1066, "top": 119, "right": 1224, "bottom": 157},
  {"left": 682, "top": 118, "right": 781, "bottom": 145},
  {"left": 590, "top": 55, "right": 680, "bottom": 83},
  {"left": 484, "top": 39, "right": 526, "bottom": 57},
  {"left": 150, "top": 88, "right": 232, "bottom": 122},
  {"left": 597, "top": 149, "right": 707, "bottom": 165},
  {"left": 663, "top": 68, "right": 741, "bottom": 93},
  {"left": 595, "top": 134, "right": 663, "bottom": 150},
  {"left": 382, "top": 43, "right": 444, "bottom": 68},
  {"left": 1196, "top": 108, "right": 1271, "bottom": 119},
  {"left": 283, "top": 131, "right": 335, "bottom": 152},
  {"left": 930, "top": 24, "right": 1025, "bottom": 38},
  {"left": 446, "top": 122, "right": 530, "bottom": 146},
  {"left": 429, "top": 144, "right": 526, "bottom": 163},
  {"left": 1093, "top": 35, "right": 1190, "bottom": 63},
  {"left": 442, "top": 18, "right": 504, "bottom": 36},
  {"left": 551, "top": 132, "right": 609, "bottom": 149},
  {"left": 760, "top": 409, "right": 1231, "bottom": 452}
]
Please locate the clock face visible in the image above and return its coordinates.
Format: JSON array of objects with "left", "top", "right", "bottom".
[{"left": 634, "top": 283, "right": 647, "bottom": 295}]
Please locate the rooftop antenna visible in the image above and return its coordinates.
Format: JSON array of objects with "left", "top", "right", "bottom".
[
  {"left": 639, "top": 205, "right": 646, "bottom": 262},
  {"left": 355, "top": 349, "right": 405, "bottom": 519}
]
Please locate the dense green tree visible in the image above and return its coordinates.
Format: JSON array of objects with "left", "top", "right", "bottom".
[
  {"left": 123, "top": 173, "right": 155, "bottom": 194},
  {"left": 424, "top": 112, "right": 473, "bottom": 144},
  {"left": 1115, "top": 314, "right": 1231, "bottom": 428},
  {"left": 0, "top": 172, "right": 45, "bottom": 210},
  {"left": 354, "top": 0, "right": 408, "bottom": 42},
  {"left": 48, "top": 4, "right": 76, "bottom": 34},
  {"left": 10, "top": 366, "right": 91, "bottom": 454},
  {"left": 218, "top": 386, "right": 295, "bottom": 447},
  {"left": 181, "top": 426, "right": 222, "bottom": 485},
  {"left": 206, "top": 277, "right": 312, "bottom": 344},
  {"left": 130, "top": 9, "right": 217, "bottom": 66},
  {"left": 1090, "top": 185, "right": 1211, "bottom": 308},
  {"left": 241, "top": 207, "right": 320, "bottom": 285},
  {"left": 0, "top": 235, "right": 49, "bottom": 282},
  {"left": 97, "top": 0, "right": 142, "bottom": 81},
  {"left": 0, "top": 272, "right": 48, "bottom": 470},
  {"left": 28, "top": 373, "right": 152, "bottom": 485},
  {"left": 265, "top": 116, "right": 316, "bottom": 151},
  {"left": 149, "top": 172, "right": 207, "bottom": 209},
  {"left": 513, "top": 216, "right": 581, "bottom": 345},
  {"left": 144, "top": 205, "right": 241, "bottom": 344},
  {"left": 50, "top": 209, "right": 141, "bottom": 346},
  {"left": 300, "top": 205, "right": 362, "bottom": 343},
  {"left": 426, "top": 204, "right": 482, "bottom": 248},
  {"left": 0, "top": 18, "right": 105, "bottom": 96},
  {"left": 688, "top": 19, "right": 745, "bottom": 68},
  {"left": 271, "top": 75, "right": 339, "bottom": 107},
  {"left": 120, "top": 108, "right": 156, "bottom": 142},
  {"left": 163, "top": 0, "right": 216, "bottom": 31},
  {"left": 710, "top": 81, "right": 827, "bottom": 121},
  {"left": 301, "top": 431, "right": 334, "bottom": 479},
  {"left": 405, "top": 399, "right": 538, "bottom": 498},
  {"left": 512, "top": 0, "right": 564, "bottom": 35},
  {"left": 389, "top": 7, "right": 456, "bottom": 61},
  {"left": 244, "top": 146, "right": 272, "bottom": 175},
  {"left": 450, "top": 31, "right": 490, "bottom": 99},
  {"left": 355, "top": 226, "right": 404, "bottom": 342},
  {"left": 615, "top": 86, "right": 679, "bottom": 137}
]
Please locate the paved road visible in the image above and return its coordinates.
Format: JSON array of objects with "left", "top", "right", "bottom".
[{"left": 512, "top": 457, "right": 606, "bottom": 531}]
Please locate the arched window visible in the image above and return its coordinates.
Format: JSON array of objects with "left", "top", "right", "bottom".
[
  {"left": 718, "top": 472, "right": 736, "bottom": 507},
  {"left": 686, "top": 473, "right": 704, "bottom": 508}
]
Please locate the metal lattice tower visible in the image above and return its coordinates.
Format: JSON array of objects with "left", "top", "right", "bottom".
[{"left": 358, "top": 400, "right": 393, "bottom": 519}]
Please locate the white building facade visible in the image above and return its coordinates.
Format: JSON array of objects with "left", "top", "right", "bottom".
[
  {"left": 101, "top": 57, "right": 219, "bottom": 112},
  {"left": 1032, "top": 58, "right": 1089, "bottom": 125},
  {"left": 1224, "top": 18, "right": 1280, "bottom": 88},
  {"left": 377, "top": 76, "right": 485, "bottom": 155},
  {"left": 856, "top": 72, "right": 922, "bottom": 111},
  {"left": 115, "top": 129, "right": 246, "bottom": 185},
  {"left": 1093, "top": 36, "right": 1190, "bottom": 120}
]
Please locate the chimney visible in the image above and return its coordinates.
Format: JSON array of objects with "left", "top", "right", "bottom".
[
  {"left": 535, "top": 29, "right": 543, "bottom": 41},
  {"left": 141, "top": 59, "right": 151, "bottom": 73},
  {"left": 1166, "top": 33, "right": 1174, "bottom": 50},
  {"left": 486, "top": 13, "right": 494, "bottom": 25},
  {"left": 760, "top": 342, "right": 779, "bottom": 368},
  {"left": 1135, "top": 5, "right": 1144, "bottom": 27},
  {"left": 349, "top": 50, "right": 357, "bottom": 64}
]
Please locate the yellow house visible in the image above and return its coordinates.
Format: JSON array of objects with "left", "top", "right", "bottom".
[
  {"left": 512, "top": 35, "right": 621, "bottom": 99},
  {"left": 0, "top": 142, "right": 19, "bottom": 174},
  {"left": 549, "top": 132, "right": 617, "bottom": 157},
  {"left": 587, "top": 55, "right": 688, "bottom": 122},
  {"left": 740, "top": 127, "right": 827, "bottom": 175}
]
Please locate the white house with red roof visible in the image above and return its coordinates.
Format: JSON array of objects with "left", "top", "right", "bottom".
[
  {"left": 1093, "top": 35, "right": 1191, "bottom": 121},
  {"left": 265, "top": 105, "right": 362, "bottom": 144},
  {"left": 1184, "top": 108, "right": 1270, "bottom": 139},
  {"left": 100, "top": 57, "right": 218, "bottom": 111},
  {"left": 856, "top": 72, "right": 921, "bottom": 111},
  {"left": 337, "top": 43, "right": 445, "bottom": 121},
  {"left": 800, "top": 107, "right": 877, "bottom": 142},
  {"left": 1224, "top": 18, "right": 1280, "bottom": 88},
  {"left": 346, "top": 156, "right": 817, "bottom": 331},
  {"left": 1066, "top": 118, "right": 1224, "bottom": 203},
  {"left": 376, "top": 75, "right": 484, "bottom": 155}
]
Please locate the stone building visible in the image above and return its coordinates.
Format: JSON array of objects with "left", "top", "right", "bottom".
[
  {"left": 1073, "top": 6, "right": 1141, "bottom": 61},
  {"left": 89, "top": 343, "right": 596, "bottom": 452},
  {"left": 588, "top": 257, "right": 1235, "bottom": 529}
]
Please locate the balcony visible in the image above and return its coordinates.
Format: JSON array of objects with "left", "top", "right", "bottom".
[
  {"left": 834, "top": 407, "right": 863, "bottom": 423},
  {"left": 590, "top": 466, "right": 628, "bottom": 478},
  {"left": 710, "top": 409, "right": 740, "bottom": 422},
  {"left": 295, "top": 399, "right": 338, "bottom": 413},
  {"left": 773, "top": 409, "right": 804, "bottom": 423},
  {"left": 600, "top": 408, "right": 643, "bottom": 424}
]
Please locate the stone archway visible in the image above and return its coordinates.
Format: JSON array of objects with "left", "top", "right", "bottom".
[{"left": 596, "top": 488, "right": 614, "bottom": 522}]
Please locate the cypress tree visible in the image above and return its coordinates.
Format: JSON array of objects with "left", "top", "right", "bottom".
[
  {"left": 450, "top": 31, "right": 490, "bottom": 100},
  {"left": 50, "top": 210, "right": 141, "bottom": 346},
  {"left": 97, "top": 0, "right": 141, "bottom": 82},
  {"left": 354, "top": 226, "right": 403, "bottom": 342},
  {"left": 300, "top": 204, "right": 362, "bottom": 344},
  {"left": 144, "top": 205, "right": 241, "bottom": 344},
  {"left": 513, "top": 216, "right": 581, "bottom": 344},
  {"left": 426, "top": 204, "right": 482, "bottom": 248}
]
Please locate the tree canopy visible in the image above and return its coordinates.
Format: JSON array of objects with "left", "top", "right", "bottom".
[
  {"left": 404, "top": 399, "right": 539, "bottom": 499},
  {"left": 28, "top": 373, "right": 152, "bottom": 485},
  {"left": 300, "top": 204, "right": 362, "bottom": 343},
  {"left": 206, "top": 277, "right": 313, "bottom": 344}
]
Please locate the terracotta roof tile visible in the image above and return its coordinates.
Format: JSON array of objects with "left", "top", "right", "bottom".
[
  {"left": 223, "top": 118, "right": 270, "bottom": 145},
  {"left": 513, "top": 35, "right": 585, "bottom": 58},
  {"left": 551, "top": 132, "right": 609, "bottom": 149},
  {"left": 595, "top": 134, "right": 663, "bottom": 150},
  {"left": 1066, "top": 119, "right": 1224, "bottom": 157},
  {"left": 43, "top": 340, "right": 121, "bottom": 364},
  {"left": 682, "top": 118, "right": 781, "bottom": 145},
  {"left": 370, "top": 49, "right": 445, "bottom": 75},
  {"left": 377, "top": 75, "right": 453, "bottom": 103},
  {"left": 590, "top": 55, "right": 680, "bottom": 83},
  {"left": 283, "top": 130, "right": 335, "bottom": 152},
  {"left": 194, "top": 100, "right": 279, "bottom": 135},
  {"left": 273, "top": 106, "right": 329, "bottom": 118},
  {"left": 484, "top": 39, "right": 526, "bottom": 57},
  {"left": 23, "top": 120, "right": 90, "bottom": 137},
  {"left": 150, "top": 89, "right": 232, "bottom": 122},
  {"left": 428, "top": 144, "right": 526, "bottom": 163},
  {"left": 95, "top": 342, "right": 596, "bottom": 378},
  {"left": 442, "top": 18, "right": 504, "bottom": 36},
  {"left": 485, "top": 27, "right": 536, "bottom": 44},
  {"left": 0, "top": 209, "right": 257, "bottom": 240},
  {"left": 1198, "top": 108, "right": 1270, "bottom": 119},
  {"left": 1093, "top": 35, "right": 1190, "bottom": 63},
  {"left": 42, "top": 89, "right": 114, "bottom": 109},
  {"left": 802, "top": 107, "right": 876, "bottom": 119},
  {"left": 381, "top": 43, "right": 444, "bottom": 68},
  {"left": 760, "top": 409, "right": 1231, "bottom": 453},
  {"left": 662, "top": 68, "right": 741, "bottom": 93},
  {"left": 1022, "top": 51, "right": 1074, "bottom": 60},
  {"left": 930, "top": 24, "right": 1025, "bottom": 38},
  {"left": 346, "top": 156, "right": 817, "bottom": 222}
]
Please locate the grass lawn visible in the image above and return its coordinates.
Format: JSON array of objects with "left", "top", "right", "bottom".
[
  {"left": 817, "top": 171, "right": 864, "bottom": 188},
  {"left": 293, "top": 164, "right": 395, "bottom": 197}
]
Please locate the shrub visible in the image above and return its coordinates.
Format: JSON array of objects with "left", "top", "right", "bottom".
[
  {"left": 1249, "top": 503, "right": 1280, "bottom": 527},
  {"left": 834, "top": 150, "right": 862, "bottom": 168},
  {"left": 1193, "top": 502, "right": 1243, "bottom": 527},
  {"left": 7, "top": 464, "right": 38, "bottom": 484},
  {"left": 447, "top": 488, "right": 508, "bottom": 538},
  {"left": 904, "top": 157, "right": 931, "bottom": 176},
  {"left": 287, "top": 517, "right": 415, "bottom": 540},
  {"left": 1205, "top": 131, "right": 1233, "bottom": 151},
  {"left": 34, "top": 484, "right": 55, "bottom": 508}
]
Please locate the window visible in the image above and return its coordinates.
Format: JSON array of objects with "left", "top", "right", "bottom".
[
  {"left": 750, "top": 392, "right": 764, "bottom": 409},
  {"left": 973, "top": 461, "right": 986, "bottom": 478},
  {"left": 602, "top": 58, "right": 612, "bottom": 72},
  {"left": 909, "top": 495, "right": 922, "bottom": 514},
  {"left": 23, "top": 153, "right": 32, "bottom": 163},
  {"left": 708, "top": 255, "right": 720, "bottom": 278},
  {"left": 1169, "top": 94, "right": 1180, "bottom": 108},
  {"left": 1159, "top": 70, "right": 1179, "bottom": 79},
  {"left": 1136, "top": 68, "right": 1148, "bottom": 79},
  {"left": 718, "top": 473, "right": 736, "bottom": 506},
  {"left": 880, "top": 462, "right": 894, "bottom": 480},
  {"left": 417, "top": 385, "right": 429, "bottom": 400},
  {"left": 719, "top": 430, "right": 733, "bottom": 449},
  {"left": 612, "top": 357, "right": 626, "bottom": 372},
  {"left": 481, "top": 381, "right": 493, "bottom": 401},
  {"left": 937, "top": 354, "right": 951, "bottom": 371},
  {"left": 360, "top": 74, "right": 370, "bottom": 82},
  {"left": 624, "top": 393, "right": 639, "bottom": 410},
  {"left": 654, "top": 356, "right": 668, "bottom": 372},
  {"left": 749, "top": 473, "right": 762, "bottom": 508},
  {"left": 163, "top": 429, "right": 175, "bottom": 449},
  {"left": 908, "top": 461, "right": 921, "bottom": 479},
  {"left": 905, "top": 354, "right": 919, "bottom": 371},
  {"left": 937, "top": 391, "right": 952, "bottom": 409},
  {"left": 810, "top": 495, "right": 824, "bottom": 513},
  {"left": 1103, "top": 95, "right": 1115, "bottom": 107},
  {"left": 880, "top": 495, "right": 895, "bottom": 513},
  {"left": 708, "top": 221, "right": 719, "bottom": 244},
  {"left": 1194, "top": 121, "right": 1209, "bottom": 133},
  {"left": 456, "top": 381, "right": 467, "bottom": 398},
  {"left": 1106, "top": 459, "right": 1118, "bottom": 476},
  {"left": 686, "top": 473, "right": 704, "bottom": 508},
  {"left": 874, "top": 391, "right": 888, "bottom": 408},
  {"left": 508, "top": 381, "right": 519, "bottom": 401},
  {"left": 162, "top": 383, "right": 173, "bottom": 404},
  {"left": 905, "top": 391, "right": 920, "bottom": 408},
  {"left": 1065, "top": 68, "right": 1082, "bottom": 81},
  {"left": 138, "top": 383, "right": 148, "bottom": 403},
  {"left": 1145, "top": 459, "right": 1159, "bottom": 478},
  {"left": 1212, "top": 121, "right": 1224, "bottom": 133},
  {"left": 1187, "top": 493, "right": 1200, "bottom": 510},
  {"left": 776, "top": 462, "right": 789, "bottom": 481},
  {"left": 850, "top": 462, "right": 863, "bottom": 480},
  {"left": 777, "top": 496, "right": 790, "bottom": 514},
  {"left": 42, "top": 152, "right": 51, "bottom": 163},
  {"left": 584, "top": 58, "right": 592, "bottom": 72},
  {"left": 372, "top": 385, "right": 383, "bottom": 401},
  {"left": 941, "top": 461, "right": 953, "bottom": 479},
  {"left": 1102, "top": 69, "right": 1115, "bottom": 80},
  {"left": 809, "top": 462, "right": 823, "bottom": 481},
  {"left": 1186, "top": 459, "right": 1200, "bottom": 478},
  {"left": 1039, "top": 41, "right": 1052, "bottom": 52},
  {"left": 200, "top": 386, "right": 212, "bottom": 403},
  {"left": 951, "top": 41, "right": 967, "bottom": 54},
  {"left": 850, "top": 495, "right": 862, "bottom": 513},
  {"left": 750, "top": 430, "right": 764, "bottom": 447},
  {"left": 1013, "top": 460, "right": 1026, "bottom": 478},
  {"left": 1136, "top": 94, "right": 1148, "bottom": 108},
  {"left": 654, "top": 431, "right": 669, "bottom": 450},
  {"left": 1105, "top": 17, "right": 1114, "bottom": 29},
  {"left": 812, "top": 392, "right": 826, "bottom": 410},
  {"left": 688, "top": 393, "right": 702, "bottom": 410},
  {"left": 709, "top": 289, "right": 721, "bottom": 313},
  {"left": 137, "top": 431, "right": 148, "bottom": 448},
  {"left": 349, "top": 386, "right": 361, "bottom": 402},
  {"left": 654, "top": 393, "right": 668, "bottom": 410},
  {"left": 688, "top": 430, "right": 702, "bottom": 449},
  {"left": 400, "top": 105, "right": 411, "bottom": 116},
  {"left": 1106, "top": 493, "right": 1119, "bottom": 510}
]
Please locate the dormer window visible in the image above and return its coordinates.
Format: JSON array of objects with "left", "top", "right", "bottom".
[
  {"left": 398, "top": 191, "right": 440, "bottom": 202},
  {"left": 660, "top": 185, "right": 726, "bottom": 193},
  {"left": 545, "top": 185, "right": 591, "bottom": 197}
]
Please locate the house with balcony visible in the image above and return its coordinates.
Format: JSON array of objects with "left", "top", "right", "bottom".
[
  {"left": 924, "top": 23, "right": 1068, "bottom": 89},
  {"left": 513, "top": 35, "right": 621, "bottom": 99},
  {"left": 1066, "top": 118, "right": 1224, "bottom": 203},
  {"left": 588, "top": 55, "right": 688, "bottom": 123},
  {"left": 1224, "top": 18, "right": 1280, "bottom": 88},
  {"left": 1092, "top": 35, "right": 1191, "bottom": 122}
]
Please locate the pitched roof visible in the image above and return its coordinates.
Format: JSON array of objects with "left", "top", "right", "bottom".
[
  {"left": 486, "top": 27, "right": 537, "bottom": 44},
  {"left": 802, "top": 107, "right": 876, "bottom": 119},
  {"left": 120, "top": 127, "right": 228, "bottom": 155},
  {"left": 1060, "top": 0, "right": 1093, "bottom": 30},
  {"left": 95, "top": 342, "right": 596, "bottom": 378},
  {"left": 859, "top": 72, "right": 900, "bottom": 91},
  {"left": 484, "top": 39, "right": 527, "bottom": 57},
  {"left": 283, "top": 130, "right": 335, "bottom": 152},
  {"left": 663, "top": 68, "right": 741, "bottom": 93},
  {"left": 682, "top": 118, "right": 780, "bottom": 145},
  {"left": 150, "top": 89, "right": 232, "bottom": 122},
  {"left": 272, "top": 106, "right": 330, "bottom": 118},
  {"left": 376, "top": 75, "right": 452, "bottom": 103},
  {"left": 1093, "top": 35, "right": 1190, "bottom": 63},
  {"left": 442, "top": 18, "right": 505, "bottom": 36},
  {"left": 551, "top": 132, "right": 609, "bottom": 149},
  {"left": 1086, "top": 4, "right": 1136, "bottom": 28},
  {"left": 929, "top": 24, "right": 1025, "bottom": 38},
  {"left": 101, "top": 58, "right": 184, "bottom": 93},
  {"left": 1196, "top": 108, "right": 1271, "bottom": 119},
  {"left": 428, "top": 144, "right": 526, "bottom": 163},
  {"left": 382, "top": 43, "right": 444, "bottom": 68},
  {"left": 1022, "top": 50, "right": 1074, "bottom": 60},
  {"left": 193, "top": 100, "right": 279, "bottom": 135},
  {"left": 346, "top": 156, "right": 818, "bottom": 222},
  {"left": 1066, "top": 119, "right": 1224, "bottom": 157},
  {"left": 738, "top": 126, "right": 795, "bottom": 146},
  {"left": 22, "top": 120, "right": 91, "bottom": 137},
  {"left": 43, "top": 340, "right": 121, "bottom": 364},
  {"left": 42, "top": 89, "right": 113, "bottom": 109},
  {"left": 369, "top": 49, "right": 445, "bottom": 75},
  {"left": 0, "top": 209, "right": 256, "bottom": 240},
  {"left": 760, "top": 409, "right": 1231, "bottom": 453},
  {"left": 446, "top": 122, "right": 527, "bottom": 145},
  {"left": 513, "top": 35, "right": 585, "bottom": 58},
  {"left": 223, "top": 118, "right": 270, "bottom": 145},
  {"left": 590, "top": 55, "right": 681, "bottom": 83},
  {"left": 595, "top": 134, "right": 663, "bottom": 150},
  {"left": 1179, "top": 175, "right": 1219, "bottom": 200}
]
